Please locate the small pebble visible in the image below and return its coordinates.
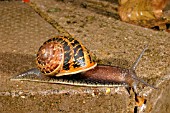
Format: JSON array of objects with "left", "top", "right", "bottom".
[{"left": 20, "top": 96, "right": 26, "bottom": 99}]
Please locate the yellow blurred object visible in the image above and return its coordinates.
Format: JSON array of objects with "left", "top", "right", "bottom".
[
  {"left": 105, "top": 88, "right": 111, "bottom": 94},
  {"left": 135, "top": 96, "right": 145, "bottom": 107},
  {"left": 118, "top": 0, "right": 170, "bottom": 30},
  {"left": 118, "top": 0, "right": 168, "bottom": 21}
]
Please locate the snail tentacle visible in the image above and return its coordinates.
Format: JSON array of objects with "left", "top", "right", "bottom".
[
  {"left": 128, "top": 46, "right": 157, "bottom": 91},
  {"left": 11, "top": 68, "right": 42, "bottom": 80},
  {"left": 131, "top": 45, "right": 148, "bottom": 71}
]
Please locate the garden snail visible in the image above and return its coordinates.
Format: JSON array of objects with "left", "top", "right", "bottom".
[{"left": 11, "top": 35, "right": 156, "bottom": 93}]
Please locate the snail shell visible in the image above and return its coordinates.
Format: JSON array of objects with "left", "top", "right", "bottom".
[{"left": 36, "top": 36, "right": 97, "bottom": 76}]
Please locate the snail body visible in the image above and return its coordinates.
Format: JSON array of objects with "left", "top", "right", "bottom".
[{"left": 11, "top": 36, "right": 156, "bottom": 92}]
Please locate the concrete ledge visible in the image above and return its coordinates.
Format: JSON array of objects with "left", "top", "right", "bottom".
[{"left": 0, "top": 0, "right": 169, "bottom": 113}]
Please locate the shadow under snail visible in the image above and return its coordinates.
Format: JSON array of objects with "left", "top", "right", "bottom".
[{"left": 11, "top": 35, "right": 156, "bottom": 93}]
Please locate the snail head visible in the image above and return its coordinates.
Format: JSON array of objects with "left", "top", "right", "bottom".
[{"left": 128, "top": 46, "right": 157, "bottom": 92}]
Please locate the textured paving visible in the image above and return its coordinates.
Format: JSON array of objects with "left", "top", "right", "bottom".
[
  {"left": 0, "top": 1, "right": 59, "bottom": 90},
  {"left": 0, "top": 0, "right": 170, "bottom": 113}
]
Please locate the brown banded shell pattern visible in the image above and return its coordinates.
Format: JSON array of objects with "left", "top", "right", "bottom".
[{"left": 36, "top": 36, "right": 97, "bottom": 76}]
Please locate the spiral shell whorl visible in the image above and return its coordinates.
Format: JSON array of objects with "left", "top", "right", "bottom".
[
  {"left": 36, "top": 36, "right": 97, "bottom": 76},
  {"left": 36, "top": 42, "right": 64, "bottom": 75}
]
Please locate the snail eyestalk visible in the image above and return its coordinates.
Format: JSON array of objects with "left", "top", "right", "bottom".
[
  {"left": 130, "top": 46, "right": 157, "bottom": 90},
  {"left": 131, "top": 45, "right": 148, "bottom": 71}
]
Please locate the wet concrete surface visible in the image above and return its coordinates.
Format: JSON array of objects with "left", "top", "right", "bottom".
[{"left": 0, "top": 0, "right": 170, "bottom": 113}]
